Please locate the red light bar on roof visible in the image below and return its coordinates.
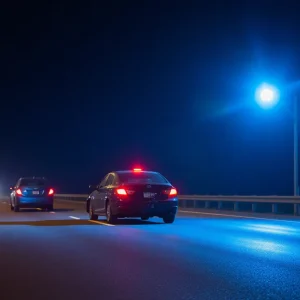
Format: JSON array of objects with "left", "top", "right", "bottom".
[{"left": 133, "top": 168, "right": 142, "bottom": 172}]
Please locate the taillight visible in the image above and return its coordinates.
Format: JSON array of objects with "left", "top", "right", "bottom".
[
  {"left": 48, "top": 189, "right": 54, "bottom": 195},
  {"left": 16, "top": 189, "right": 22, "bottom": 196},
  {"left": 163, "top": 188, "right": 177, "bottom": 197},
  {"left": 169, "top": 188, "right": 177, "bottom": 196},
  {"left": 126, "top": 190, "right": 135, "bottom": 195},
  {"left": 115, "top": 188, "right": 135, "bottom": 197},
  {"left": 116, "top": 189, "right": 127, "bottom": 195}
]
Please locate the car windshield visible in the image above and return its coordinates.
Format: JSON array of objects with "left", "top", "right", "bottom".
[
  {"left": 118, "top": 172, "right": 169, "bottom": 184},
  {"left": 19, "top": 179, "right": 47, "bottom": 187}
]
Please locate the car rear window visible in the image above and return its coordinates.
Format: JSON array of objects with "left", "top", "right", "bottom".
[
  {"left": 118, "top": 172, "right": 169, "bottom": 184},
  {"left": 19, "top": 179, "right": 47, "bottom": 187}
]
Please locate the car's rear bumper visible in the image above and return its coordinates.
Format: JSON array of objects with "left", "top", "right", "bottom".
[
  {"left": 113, "top": 200, "right": 178, "bottom": 218},
  {"left": 16, "top": 196, "right": 54, "bottom": 208}
]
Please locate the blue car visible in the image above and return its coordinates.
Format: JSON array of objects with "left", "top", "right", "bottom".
[
  {"left": 87, "top": 169, "right": 178, "bottom": 224},
  {"left": 10, "top": 177, "right": 54, "bottom": 212}
]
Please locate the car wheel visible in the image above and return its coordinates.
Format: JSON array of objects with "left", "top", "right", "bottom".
[
  {"left": 141, "top": 216, "right": 149, "bottom": 221},
  {"left": 106, "top": 201, "right": 116, "bottom": 224},
  {"left": 14, "top": 205, "right": 20, "bottom": 212},
  {"left": 162, "top": 213, "right": 175, "bottom": 224},
  {"left": 47, "top": 205, "right": 53, "bottom": 211},
  {"left": 89, "top": 203, "right": 98, "bottom": 220},
  {"left": 10, "top": 202, "right": 14, "bottom": 211}
]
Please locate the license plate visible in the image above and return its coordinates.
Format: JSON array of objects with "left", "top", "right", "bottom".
[
  {"left": 32, "top": 191, "right": 39, "bottom": 195},
  {"left": 144, "top": 192, "right": 157, "bottom": 199}
]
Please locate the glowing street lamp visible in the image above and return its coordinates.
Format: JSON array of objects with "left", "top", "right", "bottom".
[{"left": 255, "top": 84, "right": 279, "bottom": 109}]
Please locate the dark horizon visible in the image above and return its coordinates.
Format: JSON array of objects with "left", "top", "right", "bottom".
[{"left": 1, "top": 1, "right": 300, "bottom": 196}]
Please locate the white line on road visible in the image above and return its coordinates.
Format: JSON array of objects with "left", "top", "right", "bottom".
[
  {"left": 49, "top": 211, "right": 55, "bottom": 214},
  {"left": 2, "top": 202, "right": 6, "bottom": 204},
  {"left": 69, "top": 216, "right": 80, "bottom": 220},
  {"left": 55, "top": 199, "right": 86, "bottom": 204},
  {"left": 179, "top": 210, "right": 300, "bottom": 224},
  {"left": 89, "top": 220, "right": 115, "bottom": 227}
]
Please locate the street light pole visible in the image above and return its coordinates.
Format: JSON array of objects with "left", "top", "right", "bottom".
[
  {"left": 256, "top": 84, "right": 298, "bottom": 195},
  {"left": 294, "top": 95, "right": 298, "bottom": 196}
]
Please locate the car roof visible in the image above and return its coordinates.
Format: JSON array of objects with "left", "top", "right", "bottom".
[
  {"left": 19, "top": 177, "right": 48, "bottom": 180},
  {"left": 114, "top": 170, "right": 159, "bottom": 175}
]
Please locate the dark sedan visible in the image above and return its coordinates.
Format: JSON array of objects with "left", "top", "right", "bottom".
[
  {"left": 87, "top": 169, "right": 178, "bottom": 224},
  {"left": 10, "top": 177, "right": 54, "bottom": 212}
]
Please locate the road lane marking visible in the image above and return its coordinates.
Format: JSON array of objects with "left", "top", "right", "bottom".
[
  {"left": 55, "top": 199, "right": 86, "bottom": 204},
  {"left": 2, "top": 202, "right": 7, "bottom": 204},
  {"left": 49, "top": 211, "right": 55, "bottom": 214},
  {"left": 69, "top": 216, "right": 80, "bottom": 220},
  {"left": 89, "top": 220, "right": 115, "bottom": 227},
  {"left": 180, "top": 210, "right": 300, "bottom": 224}
]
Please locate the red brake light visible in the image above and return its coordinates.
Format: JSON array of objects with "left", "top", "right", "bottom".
[
  {"left": 163, "top": 188, "right": 177, "bottom": 197},
  {"left": 116, "top": 189, "right": 127, "bottom": 195},
  {"left": 169, "top": 188, "right": 177, "bottom": 196},
  {"left": 133, "top": 168, "right": 142, "bottom": 172},
  {"left": 48, "top": 189, "right": 54, "bottom": 195},
  {"left": 16, "top": 189, "right": 22, "bottom": 195}
]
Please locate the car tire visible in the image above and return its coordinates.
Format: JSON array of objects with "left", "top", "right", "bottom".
[
  {"left": 106, "top": 201, "right": 116, "bottom": 224},
  {"left": 89, "top": 203, "right": 98, "bottom": 220},
  {"left": 141, "top": 216, "right": 149, "bottom": 221},
  {"left": 47, "top": 205, "right": 54, "bottom": 211},
  {"left": 162, "top": 213, "right": 175, "bottom": 224},
  {"left": 10, "top": 202, "right": 14, "bottom": 211},
  {"left": 14, "top": 205, "right": 20, "bottom": 212}
]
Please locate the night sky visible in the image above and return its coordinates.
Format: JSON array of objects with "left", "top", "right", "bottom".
[{"left": 1, "top": 1, "right": 300, "bottom": 195}]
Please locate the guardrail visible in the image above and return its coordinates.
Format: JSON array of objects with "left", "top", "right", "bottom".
[{"left": 55, "top": 194, "right": 300, "bottom": 216}]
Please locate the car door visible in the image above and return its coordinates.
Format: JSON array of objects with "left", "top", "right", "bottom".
[
  {"left": 97, "top": 174, "right": 114, "bottom": 213},
  {"left": 93, "top": 174, "right": 109, "bottom": 214}
]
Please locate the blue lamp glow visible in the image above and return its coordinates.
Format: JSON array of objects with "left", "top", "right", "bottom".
[{"left": 255, "top": 83, "right": 279, "bottom": 109}]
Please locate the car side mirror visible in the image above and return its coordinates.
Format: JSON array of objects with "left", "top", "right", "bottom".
[{"left": 88, "top": 184, "right": 97, "bottom": 190}]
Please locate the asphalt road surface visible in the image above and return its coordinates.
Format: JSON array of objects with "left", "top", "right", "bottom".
[{"left": 0, "top": 198, "right": 300, "bottom": 300}]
